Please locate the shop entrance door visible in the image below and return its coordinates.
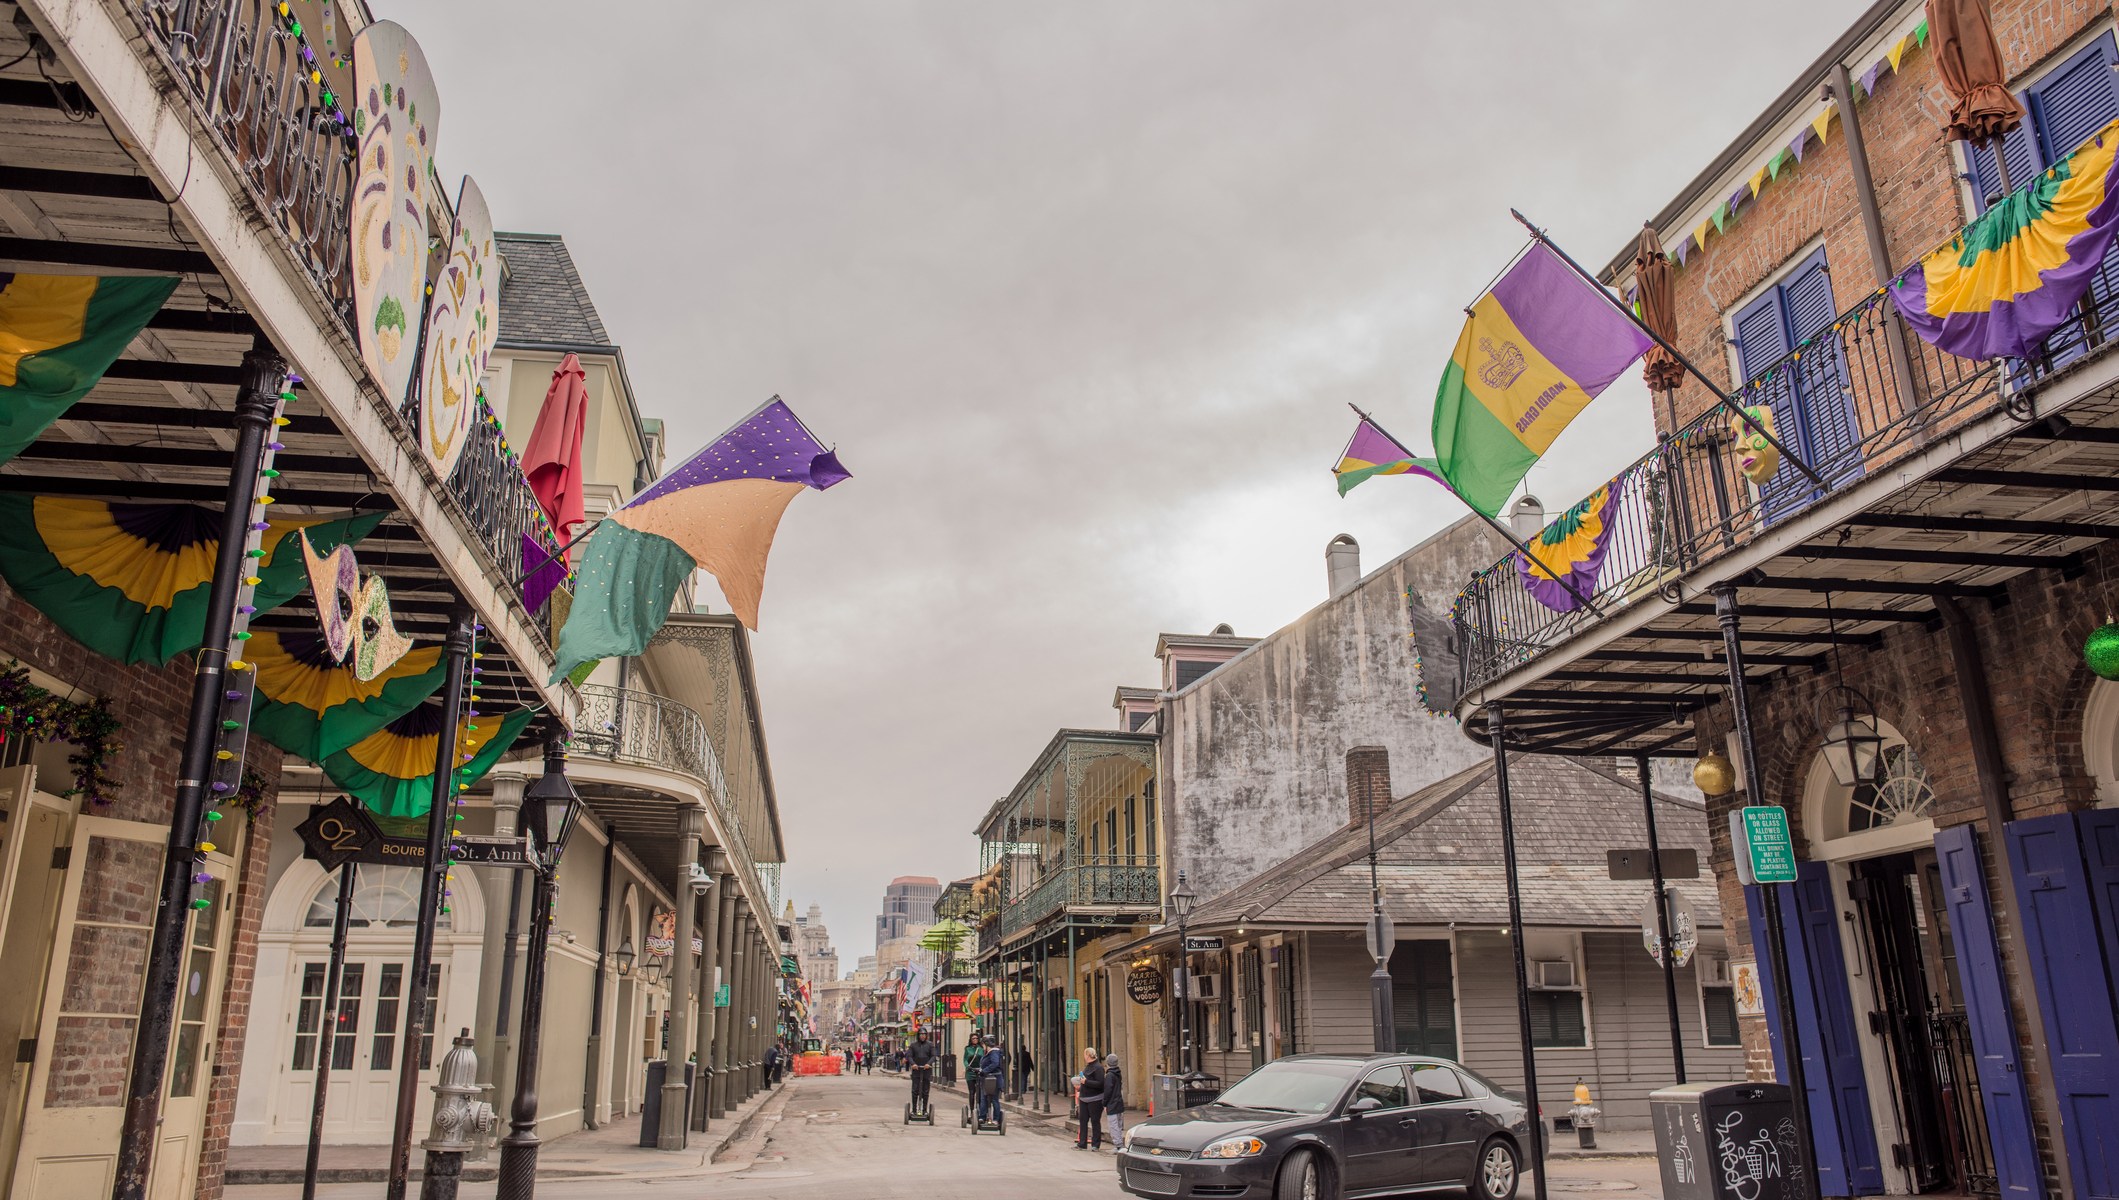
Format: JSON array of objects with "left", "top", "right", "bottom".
[
  {"left": 1847, "top": 851, "right": 1964, "bottom": 1194},
  {"left": 0, "top": 768, "right": 71, "bottom": 1198},
  {"left": 276, "top": 958, "right": 442, "bottom": 1143}
]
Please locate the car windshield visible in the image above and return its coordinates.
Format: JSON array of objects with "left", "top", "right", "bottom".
[{"left": 1211, "top": 1060, "right": 1362, "bottom": 1115}]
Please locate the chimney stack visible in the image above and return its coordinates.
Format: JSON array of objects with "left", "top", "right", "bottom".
[
  {"left": 1326, "top": 534, "right": 1361, "bottom": 598},
  {"left": 1346, "top": 745, "right": 1393, "bottom": 825},
  {"left": 1509, "top": 495, "right": 1546, "bottom": 541}
]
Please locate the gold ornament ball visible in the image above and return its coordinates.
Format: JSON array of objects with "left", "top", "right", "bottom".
[{"left": 1694, "top": 749, "right": 1737, "bottom": 796}]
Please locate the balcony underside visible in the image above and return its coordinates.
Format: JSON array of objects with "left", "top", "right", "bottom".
[
  {"left": 1456, "top": 351, "right": 2119, "bottom": 757},
  {"left": 0, "top": 24, "right": 560, "bottom": 713}
]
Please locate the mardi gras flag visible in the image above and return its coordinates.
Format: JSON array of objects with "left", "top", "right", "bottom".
[
  {"left": 1332, "top": 417, "right": 1449, "bottom": 495},
  {"left": 550, "top": 397, "right": 849, "bottom": 682},
  {"left": 1431, "top": 244, "right": 1652, "bottom": 516},
  {"left": 247, "top": 630, "right": 449, "bottom": 763},
  {"left": 321, "top": 702, "right": 534, "bottom": 819},
  {"left": 0, "top": 497, "right": 386, "bottom": 665},
  {"left": 1895, "top": 118, "right": 2119, "bottom": 360},
  {"left": 0, "top": 274, "right": 181, "bottom": 465},
  {"left": 1515, "top": 476, "right": 1626, "bottom": 613}
]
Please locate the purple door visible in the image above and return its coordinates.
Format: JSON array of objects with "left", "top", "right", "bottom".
[
  {"left": 2009, "top": 812, "right": 2119, "bottom": 1199},
  {"left": 1745, "top": 878, "right": 1885, "bottom": 1196},
  {"left": 1934, "top": 824, "right": 2044, "bottom": 1198}
]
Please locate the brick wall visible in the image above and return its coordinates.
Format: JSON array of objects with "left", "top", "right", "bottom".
[{"left": 0, "top": 579, "right": 280, "bottom": 1198}]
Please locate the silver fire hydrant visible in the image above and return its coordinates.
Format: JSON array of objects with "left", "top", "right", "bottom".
[
  {"left": 1568, "top": 1079, "right": 1601, "bottom": 1149},
  {"left": 420, "top": 1029, "right": 498, "bottom": 1200}
]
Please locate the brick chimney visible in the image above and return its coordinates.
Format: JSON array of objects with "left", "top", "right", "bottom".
[{"left": 1346, "top": 745, "right": 1392, "bottom": 825}]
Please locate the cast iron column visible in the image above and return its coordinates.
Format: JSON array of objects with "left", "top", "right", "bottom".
[
  {"left": 658, "top": 808, "right": 704, "bottom": 1149},
  {"left": 302, "top": 863, "right": 358, "bottom": 1200},
  {"left": 1488, "top": 704, "right": 1548, "bottom": 1200},
  {"left": 1714, "top": 584, "right": 1821, "bottom": 1200},
  {"left": 731, "top": 909, "right": 753, "bottom": 1102},
  {"left": 691, "top": 852, "right": 726, "bottom": 1130},
  {"left": 709, "top": 880, "right": 738, "bottom": 1118},
  {"left": 113, "top": 349, "right": 284, "bottom": 1200},
  {"left": 385, "top": 606, "right": 476, "bottom": 1200},
  {"left": 494, "top": 736, "right": 569, "bottom": 1200},
  {"left": 1638, "top": 754, "right": 1687, "bottom": 1085}
]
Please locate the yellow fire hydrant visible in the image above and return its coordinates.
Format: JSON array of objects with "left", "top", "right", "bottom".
[{"left": 1568, "top": 1079, "right": 1600, "bottom": 1148}]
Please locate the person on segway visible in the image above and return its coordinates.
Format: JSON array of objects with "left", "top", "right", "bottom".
[
  {"left": 976, "top": 1040, "right": 1008, "bottom": 1128},
  {"left": 907, "top": 1029, "right": 938, "bottom": 1117}
]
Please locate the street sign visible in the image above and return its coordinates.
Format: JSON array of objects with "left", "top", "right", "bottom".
[
  {"left": 1740, "top": 806, "right": 1798, "bottom": 884},
  {"left": 1641, "top": 886, "right": 1698, "bottom": 967},
  {"left": 450, "top": 834, "right": 533, "bottom": 868},
  {"left": 296, "top": 796, "right": 427, "bottom": 869},
  {"left": 1126, "top": 963, "right": 1165, "bottom": 1006},
  {"left": 714, "top": 984, "right": 731, "bottom": 1008},
  {"left": 1183, "top": 936, "right": 1223, "bottom": 952},
  {"left": 1064, "top": 998, "right": 1080, "bottom": 1022},
  {"left": 1606, "top": 848, "right": 1700, "bottom": 881},
  {"left": 1364, "top": 912, "right": 1397, "bottom": 963}
]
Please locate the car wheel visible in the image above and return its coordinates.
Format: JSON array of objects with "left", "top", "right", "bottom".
[
  {"left": 1470, "top": 1137, "right": 1519, "bottom": 1200},
  {"left": 1274, "top": 1148, "right": 1322, "bottom": 1200}
]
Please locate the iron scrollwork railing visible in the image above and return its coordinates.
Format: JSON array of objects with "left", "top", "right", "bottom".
[
  {"left": 573, "top": 684, "right": 758, "bottom": 888},
  {"left": 1450, "top": 267, "right": 2060, "bottom": 696},
  {"left": 429, "top": 403, "right": 573, "bottom": 647},
  {"left": 998, "top": 856, "right": 1161, "bottom": 936}
]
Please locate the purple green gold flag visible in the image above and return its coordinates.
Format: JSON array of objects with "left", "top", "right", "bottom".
[
  {"left": 1515, "top": 475, "right": 1626, "bottom": 613},
  {"left": 1430, "top": 243, "right": 1652, "bottom": 516},
  {"left": 1332, "top": 418, "right": 1448, "bottom": 495}
]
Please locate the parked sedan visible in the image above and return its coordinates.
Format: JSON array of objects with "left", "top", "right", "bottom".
[{"left": 1116, "top": 1053, "right": 1528, "bottom": 1200}]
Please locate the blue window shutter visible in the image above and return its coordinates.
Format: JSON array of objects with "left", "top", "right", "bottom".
[
  {"left": 1933, "top": 824, "right": 2045, "bottom": 1198},
  {"left": 1745, "top": 882, "right": 1854, "bottom": 1194},
  {"left": 1732, "top": 280, "right": 1802, "bottom": 526},
  {"left": 2005, "top": 812, "right": 2119, "bottom": 1199},
  {"left": 1732, "top": 286, "right": 1791, "bottom": 383},
  {"left": 1780, "top": 251, "right": 1863, "bottom": 495},
  {"left": 1791, "top": 863, "right": 1886, "bottom": 1195},
  {"left": 2028, "top": 34, "right": 2119, "bottom": 166},
  {"left": 1971, "top": 122, "right": 2041, "bottom": 212},
  {"left": 2083, "top": 811, "right": 2119, "bottom": 1010}
]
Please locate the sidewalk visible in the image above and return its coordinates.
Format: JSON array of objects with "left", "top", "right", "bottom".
[{"left": 225, "top": 1081, "right": 788, "bottom": 1185}]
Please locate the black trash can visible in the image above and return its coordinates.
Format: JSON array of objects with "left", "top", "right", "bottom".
[
  {"left": 638, "top": 1061, "right": 696, "bottom": 1146},
  {"left": 1649, "top": 1081, "right": 1802, "bottom": 1200},
  {"left": 1179, "top": 1072, "right": 1222, "bottom": 1109}
]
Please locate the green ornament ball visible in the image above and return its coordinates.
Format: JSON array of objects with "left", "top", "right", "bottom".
[{"left": 2087, "top": 618, "right": 2119, "bottom": 680}]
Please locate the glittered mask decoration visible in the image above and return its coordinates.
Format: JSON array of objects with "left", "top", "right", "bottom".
[
  {"left": 1730, "top": 405, "right": 1781, "bottom": 484},
  {"left": 352, "top": 573, "right": 413, "bottom": 681},
  {"left": 301, "top": 530, "right": 362, "bottom": 661}
]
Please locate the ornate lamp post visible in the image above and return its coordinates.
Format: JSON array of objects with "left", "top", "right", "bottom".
[
  {"left": 495, "top": 735, "right": 584, "bottom": 1200},
  {"left": 1167, "top": 871, "right": 1197, "bottom": 1078}
]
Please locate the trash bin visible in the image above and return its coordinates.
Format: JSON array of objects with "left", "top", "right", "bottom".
[
  {"left": 1649, "top": 1081, "right": 1801, "bottom": 1200},
  {"left": 1150, "top": 1074, "right": 1183, "bottom": 1116},
  {"left": 637, "top": 1061, "right": 696, "bottom": 1147},
  {"left": 1180, "top": 1073, "right": 1222, "bottom": 1108}
]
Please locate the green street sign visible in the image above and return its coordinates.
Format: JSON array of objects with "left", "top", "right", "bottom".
[
  {"left": 1741, "top": 806, "right": 1798, "bottom": 884},
  {"left": 714, "top": 984, "right": 731, "bottom": 1008},
  {"left": 1064, "top": 998, "right": 1080, "bottom": 1022}
]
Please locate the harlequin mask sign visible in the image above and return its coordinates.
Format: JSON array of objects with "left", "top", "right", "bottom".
[{"left": 301, "top": 530, "right": 414, "bottom": 680}]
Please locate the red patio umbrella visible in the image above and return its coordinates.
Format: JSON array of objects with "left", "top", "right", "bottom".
[{"left": 521, "top": 352, "right": 589, "bottom": 536}]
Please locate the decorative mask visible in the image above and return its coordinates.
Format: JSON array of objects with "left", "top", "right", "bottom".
[
  {"left": 301, "top": 529, "right": 414, "bottom": 680},
  {"left": 1730, "top": 405, "right": 1781, "bottom": 484}
]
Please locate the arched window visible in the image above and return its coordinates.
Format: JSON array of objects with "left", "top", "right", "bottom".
[
  {"left": 1806, "top": 719, "right": 1939, "bottom": 859},
  {"left": 1845, "top": 744, "right": 1937, "bottom": 833},
  {"left": 304, "top": 866, "right": 450, "bottom": 930}
]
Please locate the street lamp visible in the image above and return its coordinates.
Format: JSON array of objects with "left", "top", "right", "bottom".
[
  {"left": 496, "top": 732, "right": 584, "bottom": 1200},
  {"left": 614, "top": 938, "right": 636, "bottom": 979},
  {"left": 1168, "top": 871, "right": 1197, "bottom": 1079}
]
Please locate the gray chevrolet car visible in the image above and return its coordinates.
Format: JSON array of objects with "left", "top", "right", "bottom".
[{"left": 1116, "top": 1054, "right": 1529, "bottom": 1200}]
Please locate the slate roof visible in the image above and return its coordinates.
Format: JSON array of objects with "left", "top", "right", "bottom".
[
  {"left": 494, "top": 232, "right": 612, "bottom": 348},
  {"left": 1186, "top": 755, "right": 1719, "bottom": 930}
]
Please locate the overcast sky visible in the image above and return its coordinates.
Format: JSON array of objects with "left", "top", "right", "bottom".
[{"left": 405, "top": 0, "right": 1857, "bottom": 969}]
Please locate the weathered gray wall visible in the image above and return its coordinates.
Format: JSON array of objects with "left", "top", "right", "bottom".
[{"left": 1162, "top": 517, "right": 1507, "bottom": 899}]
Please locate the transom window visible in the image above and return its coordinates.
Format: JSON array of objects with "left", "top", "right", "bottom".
[
  {"left": 1847, "top": 744, "right": 1936, "bottom": 834},
  {"left": 304, "top": 866, "right": 450, "bottom": 930}
]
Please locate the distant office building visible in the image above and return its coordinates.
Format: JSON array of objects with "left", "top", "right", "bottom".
[{"left": 875, "top": 875, "right": 944, "bottom": 946}]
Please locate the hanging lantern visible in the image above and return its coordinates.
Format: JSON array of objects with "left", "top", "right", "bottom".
[
  {"left": 2085, "top": 616, "right": 2119, "bottom": 680},
  {"left": 1817, "top": 684, "right": 1885, "bottom": 789}
]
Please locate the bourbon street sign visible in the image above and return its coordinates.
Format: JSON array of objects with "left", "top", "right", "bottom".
[{"left": 296, "top": 796, "right": 427, "bottom": 870}]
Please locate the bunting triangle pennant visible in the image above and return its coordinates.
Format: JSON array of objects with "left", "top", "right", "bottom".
[
  {"left": 1694, "top": 219, "right": 1712, "bottom": 250},
  {"left": 1748, "top": 169, "right": 1767, "bottom": 197},
  {"left": 1813, "top": 108, "right": 1834, "bottom": 145},
  {"left": 1914, "top": 18, "right": 1929, "bottom": 46},
  {"left": 1675, "top": 237, "right": 1692, "bottom": 266},
  {"left": 1789, "top": 128, "right": 1809, "bottom": 163},
  {"left": 1768, "top": 149, "right": 1787, "bottom": 180},
  {"left": 1887, "top": 36, "right": 1908, "bottom": 72},
  {"left": 1710, "top": 204, "right": 1729, "bottom": 234},
  {"left": 1860, "top": 61, "right": 1882, "bottom": 95}
]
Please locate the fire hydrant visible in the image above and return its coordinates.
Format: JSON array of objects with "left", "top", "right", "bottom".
[
  {"left": 1568, "top": 1079, "right": 1600, "bottom": 1149},
  {"left": 420, "top": 1029, "right": 497, "bottom": 1200}
]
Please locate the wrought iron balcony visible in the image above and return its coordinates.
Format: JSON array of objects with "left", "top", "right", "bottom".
[
  {"left": 998, "top": 855, "right": 1161, "bottom": 937},
  {"left": 572, "top": 684, "right": 756, "bottom": 884},
  {"left": 1451, "top": 257, "right": 2119, "bottom": 699}
]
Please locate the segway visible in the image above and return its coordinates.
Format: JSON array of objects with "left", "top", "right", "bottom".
[
  {"left": 968, "top": 1073, "right": 1005, "bottom": 1135},
  {"left": 904, "top": 1067, "right": 936, "bottom": 1125}
]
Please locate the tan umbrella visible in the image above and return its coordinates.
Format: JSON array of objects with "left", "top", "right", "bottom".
[
  {"left": 1635, "top": 225, "right": 1684, "bottom": 430},
  {"left": 1930, "top": 0, "right": 2025, "bottom": 186}
]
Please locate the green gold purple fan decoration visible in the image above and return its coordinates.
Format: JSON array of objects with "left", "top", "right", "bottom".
[
  {"left": 246, "top": 629, "right": 449, "bottom": 763},
  {"left": 320, "top": 701, "right": 532, "bottom": 819},
  {"left": 0, "top": 496, "right": 386, "bottom": 665}
]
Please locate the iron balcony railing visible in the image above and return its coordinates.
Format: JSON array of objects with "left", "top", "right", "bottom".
[
  {"left": 124, "top": 0, "right": 572, "bottom": 655},
  {"left": 1452, "top": 254, "right": 2119, "bottom": 696},
  {"left": 998, "top": 855, "right": 1161, "bottom": 937},
  {"left": 573, "top": 684, "right": 761, "bottom": 895}
]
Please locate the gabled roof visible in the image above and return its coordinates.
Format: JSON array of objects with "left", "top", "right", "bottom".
[
  {"left": 1185, "top": 754, "right": 1718, "bottom": 930},
  {"left": 495, "top": 231, "right": 613, "bottom": 348}
]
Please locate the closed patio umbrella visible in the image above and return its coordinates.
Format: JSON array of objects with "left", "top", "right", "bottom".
[
  {"left": 1635, "top": 224, "right": 1684, "bottom": 431},
  {"left": 1930, "top": 0, "right": 2025, "bottom": 187}
]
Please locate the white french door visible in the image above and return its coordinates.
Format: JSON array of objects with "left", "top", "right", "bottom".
[{"left": 277, "top": 956, "right": 443, "bottom": 1143}]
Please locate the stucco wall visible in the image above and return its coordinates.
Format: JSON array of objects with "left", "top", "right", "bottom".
[{"left": 1161, "top": 517, "right": 1508, "bottom": 899}]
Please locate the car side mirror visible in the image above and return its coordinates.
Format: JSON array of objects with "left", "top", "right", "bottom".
[{"left": 1346, "top": 1096, "right": 1384, "bottom": 1118}]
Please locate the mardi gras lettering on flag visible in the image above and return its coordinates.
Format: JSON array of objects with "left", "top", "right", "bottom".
[{"left": 301, "top": 530, "right": 413, "bottom": 680}]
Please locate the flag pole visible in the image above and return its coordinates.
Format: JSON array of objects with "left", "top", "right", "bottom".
[
  {"left": 1348, "top": 404, "right": 1605, "bottom": 617},
  {"left": 1508, "top": 209, "right": 1828, "bottom": 491},
  {"left": 511, "top": 519, "right": 604, "bottom": 587}
]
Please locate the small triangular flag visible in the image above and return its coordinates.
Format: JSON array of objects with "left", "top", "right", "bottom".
[
  {"left": 1789, "top": 128, "right": 1809, "bottom": 163},
  {"left": 1748, "top": 168, "right": 1767, "bottom": 197},
  {"left": 1887, "top": 36, "right": 1908, "bottom": 72},
  {"left": 1711, "top": 203, "right": 1730, "bottom": 234},
  {"left": 1694, "top": 219, "right": 1712, "bottom": 250},
  {"left": 1860, "top": 61, "right": 1882, "bottom": 95},
  {"left": 1914, "top": 19, "right": 1929, "bottom": 46},
  {"left": 1768, "top": 149, "right": 1787, "bottom": 180},
  {"left": 1675, "top": 237, "right": 1692, "bottom": 266},
  {"left": 1813, "top": 108, "right": 1834, "bottom": 145}
]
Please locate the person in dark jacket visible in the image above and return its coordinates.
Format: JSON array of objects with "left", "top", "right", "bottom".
[
  {"left": 1073, "top": 1047, "right": 1106, "bottom": 1150},
  {"left": 1016, "top": 1041, "right": 1035, "bottom": 1096},
  {"left": 763, "top": 1042, "right": 780, "bottom": 1084},
  {"left": 907, "top": 1031, "right": 937, "bottom": 1115},
  {"left": 1102, "top": 1053, "right": 1127, "bottom": 1148},
  {"left": 977, "top": 1043, "right": 1007, "bottom": 1126}
]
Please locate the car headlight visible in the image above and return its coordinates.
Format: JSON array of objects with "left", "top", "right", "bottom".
[{"left": 1199, "top": 1137, "right": 1266, "bottom": 1159}]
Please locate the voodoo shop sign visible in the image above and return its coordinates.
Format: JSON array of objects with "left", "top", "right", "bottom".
[{"left": 1126, "top": 963, "right": 1165, "bottom": 1006}]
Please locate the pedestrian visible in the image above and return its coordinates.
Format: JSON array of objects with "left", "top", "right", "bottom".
[
  {"left": 843, "top": 1046, "right": 853, "bottom": 1072},
  {"left": 907, "top": 1028, "right": 937, "bottom": 1117},
  {"left": 773, "top": 1040, "right": 789, "bottom": 1084},
  {"left": 853, "top": 1046, "right": 864, "bottom": 1074},
  {"left": 764, "top": 1041, "right": 780, "bottom": 1085},
  {"left": 1016, "top": 1041, "right": 1035, "bottom": 1096},
  {"left": 1073, "top": 1047, "right": 1106, "bottom": 1150},
  {"left": 962, "top": 1033, "right": 983, "bottom": 1092},
  {"left": 977, "top": 1040, "right": 1008, "bottom": 1128},
  {"left": 1103, "top": 1053, "right": 1126, "bottom": 1149}
]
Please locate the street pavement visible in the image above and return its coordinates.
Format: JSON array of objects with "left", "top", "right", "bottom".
[{"left": 226, "top": 1073, "right": 1670, "bottom": 1198}]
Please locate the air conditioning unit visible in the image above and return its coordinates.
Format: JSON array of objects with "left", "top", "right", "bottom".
[
  {"left": 1192, "top": 973, "right": 1223, "bottom": 1002},
  {"left": 1532, "top": 960, "right": 1576, "bottom": 990},
  {"left": 1701, "top": 955, "right": 1731, "bottom": 986}
]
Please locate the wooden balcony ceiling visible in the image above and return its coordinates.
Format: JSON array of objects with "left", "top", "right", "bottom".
[
  {"left": 0, "top": 55, "right": 549, "bottom": 714},
  {"left": 1475, "top": 386, "right": 2119, "bottom": 757}
]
